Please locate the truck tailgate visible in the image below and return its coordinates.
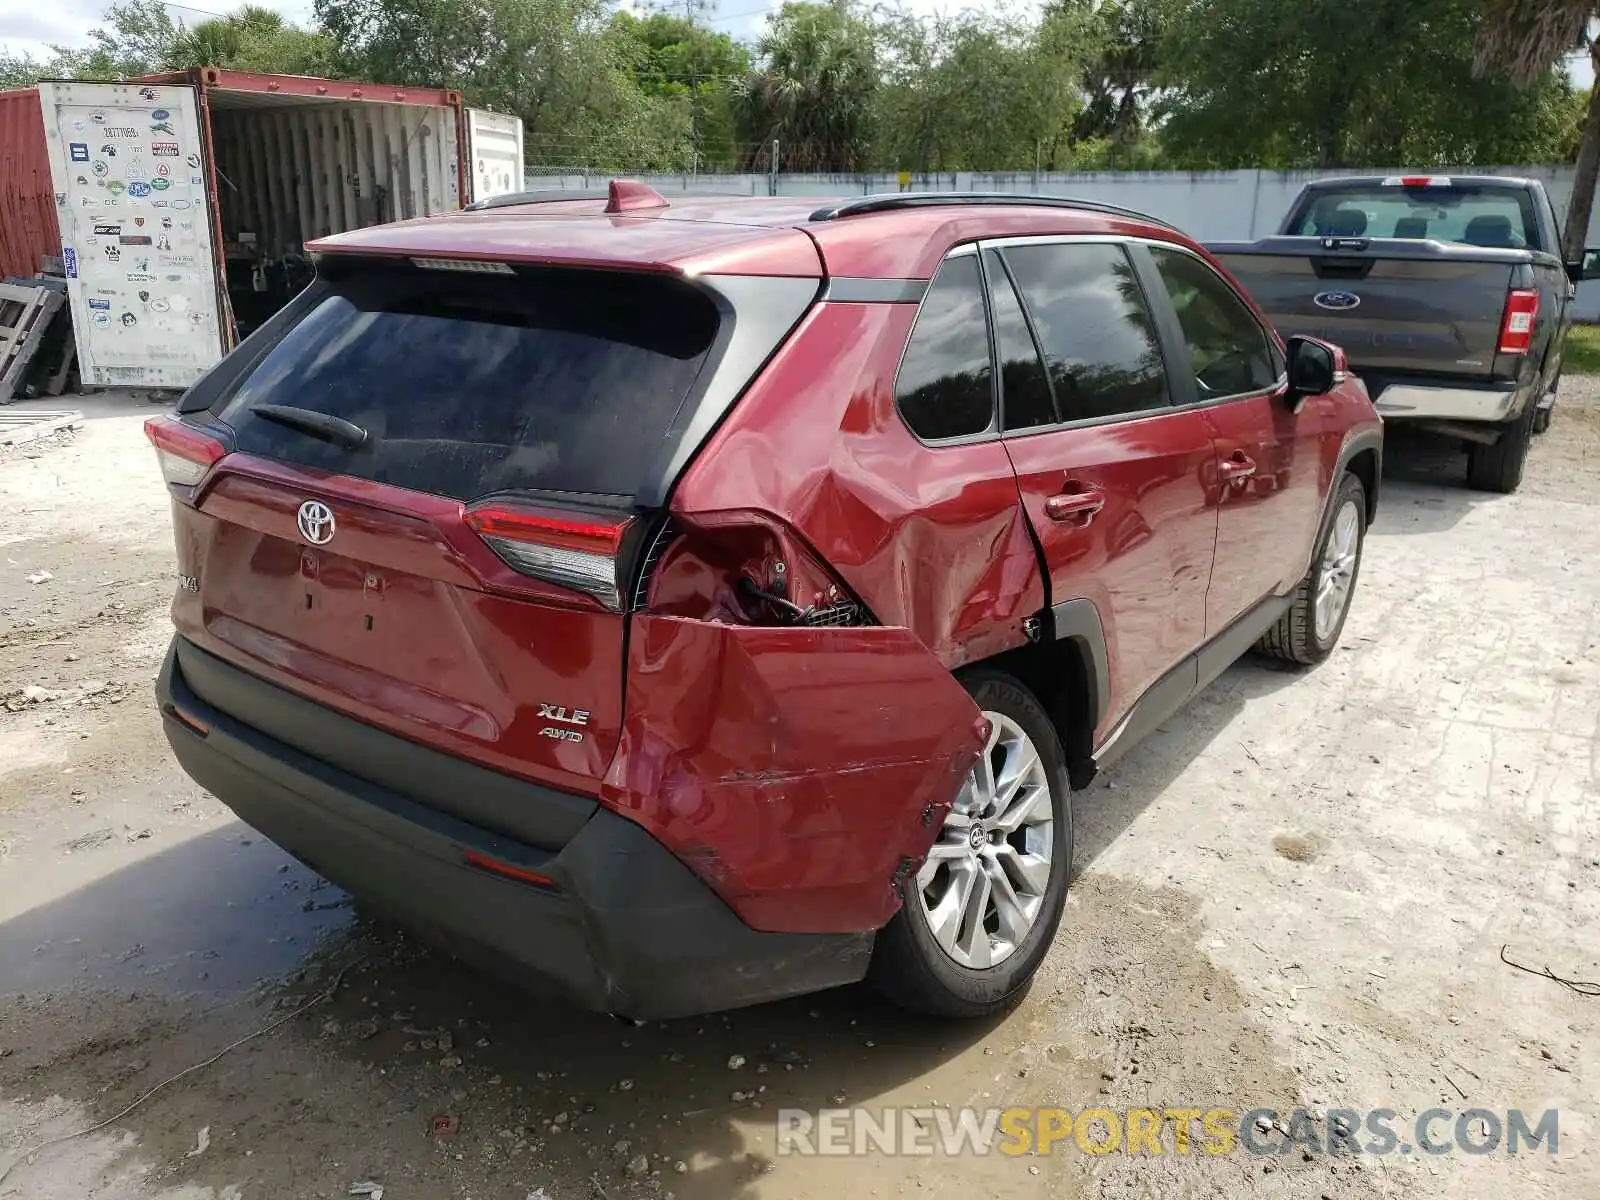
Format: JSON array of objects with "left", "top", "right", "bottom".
[{"left": 1209, "top": 237, "right": 1525, "bottom": 377}]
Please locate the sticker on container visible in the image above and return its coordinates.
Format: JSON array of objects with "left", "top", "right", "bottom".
[
  {"left": 191, "top": 176, "right": 204, "bottom": 185},
  {"left": 151, "top": 107, "right": 170, "bottom": 120},
  {"left": 140, "top": 87, "right": 158, "bottom": 101},
  {"left": 121, "top": 312, "right": 138, "bottom": 327},
  {"left": 151, "top": 178, "right": 170, "bottom": 191},
  {"left": 72, "top": 118, "right": 85, "bottom": 131},
  {"left": 186, "top": 153, "right": 201, "bottom": 168},
  {"left": 63, "top": 247, "right": 78, "bottom": 278},
  {"left": 156, "top": 234, "right": 172, "bottom": 251},
  {"left": 172, "top": 200, "right": 191, "bottom": 211},
  {"left": 91, "top": 112, "right": 106, "bottom": 124},
  {"left": 92, "top": 223, "right": 120, "bottom": 236},
  {"left": 128, "top": 181, "right": 151, "bottom": 197},
  {"left": 133, "top": 216, "right": 145, "bottom": 226},
  {"left": 161, "top": 217, "right": 172, "bottom": 229},
  {"left": 104, "top": 127, "right": 139, "bottom": 138},
  {"left": 163, "top": 274, "right": 183, "bottom": 282},
  {"left": 153, "top": 142, "right": 179, "bottom": 157},
  {"left": 103, "top": 245, "right": 121, "bottom": 261},
  {"left": 127, "top": 272, "right": 156, "bottom": 283},
  {"left": 188, "top": 310, "right": 208, "bottom": 325},
  {"left": 92, "top": 312, "right": 109, "bottom": 328},
  {"left": 74, "top": 176, "right": 87, "bottom": 186},
  {"left": 69, "top": 142, "right": 89, "bottom": 162},
  {"left": 107, "top": 181, "right": 125, "bottom": 195},
  {"left": 150, "top": 121, "right": 175, "bottom": 136},
  {"left": 99, "top": 144, "right": 116, "bottom": 157},
  {"left": 92, "top": 161, "right": 108, "bottom": 178},
  {"left": 137, "top": 290, "right": 150, "bottom": 302},
  {"left": 120, "top": 235, "right": 152, "bottom": 246},
  {"left": 157, "top": 163, "right": 171, "bottom": 177},
  {"left": 88, "top": 298, "right": 111, "bottom": 310},
  {"left": 151, "top": 297, "right": 171, "bottom": 314}
]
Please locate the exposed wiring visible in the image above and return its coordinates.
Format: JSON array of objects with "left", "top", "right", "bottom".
[
  {"left": 739, "top": 573, "right": 810, "bottom": 622},
  {"left": 0, "top": 959, "right": 361, "bottom": 1188},
  {"left": 1500, "top": 943, "right": 1599, "bottom": 998}
]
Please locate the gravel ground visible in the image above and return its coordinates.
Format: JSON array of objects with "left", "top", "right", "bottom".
[{"left": 1, "top": 386, "right": 1598, "bottom": 1200}]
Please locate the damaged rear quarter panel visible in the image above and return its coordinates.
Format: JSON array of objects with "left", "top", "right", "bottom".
[
  {"left": 671, "top": 301, "right": 1045, "bottom": 670},
  {"left": 601, "top": 615, "right": 985, "bottom": 934}
]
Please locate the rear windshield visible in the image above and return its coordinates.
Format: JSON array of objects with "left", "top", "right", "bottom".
[
  {"left": 213, "top": 263, "right": 721, "bottom": 501},
  {"left": 1283, "top": 184, "right": 1540, "bottom": 251}
]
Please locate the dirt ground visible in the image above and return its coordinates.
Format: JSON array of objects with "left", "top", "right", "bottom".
[{"left": 1, "top": 384, "right": 1598, "bottom": 1200}]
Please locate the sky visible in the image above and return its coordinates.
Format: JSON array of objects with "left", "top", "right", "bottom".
[{"left": 2, "top": 0, "right": 1594, "bottom": 85}]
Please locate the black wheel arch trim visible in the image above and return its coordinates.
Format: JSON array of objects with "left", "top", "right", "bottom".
[{"left": 1049, "top": 597, "right": 1110, "bottom": 736}]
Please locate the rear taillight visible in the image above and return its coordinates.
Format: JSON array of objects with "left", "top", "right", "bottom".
[
  {"left": 465, "top": 504, "right": 632, "bottom": 611},
  {"left": 1498, "top": 289, "right": 1539, "bottom": 356},
  {"left": 144, "top": 415, "right": 225, "bottom": 490}
]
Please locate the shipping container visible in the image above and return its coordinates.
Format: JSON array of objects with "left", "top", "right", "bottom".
[
  {"left": 0, "top": 88, "right": 63, "bottom": 280},
  {"left": 25, "top": 69, "right": 524, "bottom": 389}
]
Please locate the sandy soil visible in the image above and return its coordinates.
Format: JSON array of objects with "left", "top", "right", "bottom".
[{"left": 1, "top": 386, "right": 1597, "bottom": 1200}]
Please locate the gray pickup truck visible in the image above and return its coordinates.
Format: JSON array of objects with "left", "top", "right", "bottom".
[{"left": 1210, "top": 175, "right": 1600, "bottom": 493}]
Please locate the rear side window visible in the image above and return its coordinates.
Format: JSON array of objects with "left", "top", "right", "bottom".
[
  {"left": 1148, "top": 248, "right": 1278, "bottom": 398},
  {"left": 984, "top": 250, "right": 1055, "bottom": 432},
  {"left": 214, "top": 264, "right": 720, "bottom": 501},
  {"left": 895, "top": 255, "right": 994, "bottom": 440},
  {"left": 1002, "top": 243, "right": 1168, "bottom": 422}
]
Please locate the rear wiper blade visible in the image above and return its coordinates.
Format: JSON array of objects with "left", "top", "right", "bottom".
[{"left": 250, "top": 404, "right": 369, "bottom": 450}]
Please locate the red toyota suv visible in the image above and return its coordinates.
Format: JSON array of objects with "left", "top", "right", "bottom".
[{"left": 149, "top": 184, "right": 1382, "bottom": 1020}]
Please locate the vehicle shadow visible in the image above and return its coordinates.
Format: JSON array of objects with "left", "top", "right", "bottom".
[
  {"left": 0, "top": 825, "right": 1005, "bottom": 1200},
  {"left": 1372, "top": 425, "right": 1508, "bottom": 535}
]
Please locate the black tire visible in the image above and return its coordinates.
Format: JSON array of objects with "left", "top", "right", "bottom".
[
  {"left": 1256, "top": 472, "right": 1367, "bottom": 667},
  {"left": 869, "top": 670, "right": 1073, "bottom": 1019},
  {"left": 1465, "top": 400, "right": 1536, "bottom": 493}
]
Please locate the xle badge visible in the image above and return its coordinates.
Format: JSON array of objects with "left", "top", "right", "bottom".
[{"left": 538, "top": 702, "right": 590, "bottom": 744}]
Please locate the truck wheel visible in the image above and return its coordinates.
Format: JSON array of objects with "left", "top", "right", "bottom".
[
  {"left": 1256, "top": 472, "right": 1366, "bottom": 667},
  {"left": 1465, "top": 401, "right": 1536, "bottom": 493},
  {"left": 869, "top": 670, "right": 1073, "bottom": 1018}
]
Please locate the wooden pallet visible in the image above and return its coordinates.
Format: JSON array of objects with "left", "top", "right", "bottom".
[{"left": 0, "top": 283, "right": 66, "bottom": 404}]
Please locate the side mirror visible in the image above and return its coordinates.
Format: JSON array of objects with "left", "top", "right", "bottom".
[
  {"left": 1286, "top": 335, "right": 1337, "bottom": 399},
  {"left": 1566, "top": 248, "right": 1600, "bottom": 283}
]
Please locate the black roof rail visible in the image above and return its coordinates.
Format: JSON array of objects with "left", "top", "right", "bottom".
[
  {"left": 808, "top": 192, "right": 1177, "bottom": 231},
  {"left": 464, "top": 188, "right": 611, "bottom": 212}
]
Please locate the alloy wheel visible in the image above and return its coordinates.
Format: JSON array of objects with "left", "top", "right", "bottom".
[
  {"left": 1314, "top": 498, "right": 1362, "bottom": 642},
  {"left": 917, "top": 711, "right": 1056, "bottom": 969}
]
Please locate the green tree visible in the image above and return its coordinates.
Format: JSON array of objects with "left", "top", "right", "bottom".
[
  {"left": 874, "top": 7, "right": 1095, "bottom": 172},
  {"left": 736, "top": 2, "right": 879, "bottom": 172},
  {"left": 612, "top": 11, "right": 751, "bottom": 169},
  {"left": 1069, "top": 0, "right": 1163, "bottom": 150},
  {"left": 1157, "top": 0, "right": 1578, "bottom": 170},
  {"left": 1476, "top": 0, "right": 1597, "bottom": 255},
  {"left": 171, "top": 6, "right": 333, "bottom": 74},
  {"left": 318, "top": 0, "right": 691, "bottom": 170}
]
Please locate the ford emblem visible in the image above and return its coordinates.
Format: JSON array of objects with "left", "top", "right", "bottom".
[{"left": 1314, "top": 290, "right": 1362, "bottom": 311}]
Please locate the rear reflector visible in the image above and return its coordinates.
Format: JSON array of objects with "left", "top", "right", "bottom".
[
  {"left": 411, "top": 257, "right": 514, "bottom": 274},
  {"left": 1498, "top": 289, "right": 1539, "bottom": 355},
  {"left": 144, "top": 415, "right": 225, "bottom": 489},
  {"left": 465, "top": 504, "right": 632, "bottom": 611},
  {"left": 462, "top": 850, "right": 558, "bottom": 890}
]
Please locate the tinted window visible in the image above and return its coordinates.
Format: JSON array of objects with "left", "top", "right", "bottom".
[
  {"left": 1149, "top": 248, "right": 1277, "bottom": 398},
  {"left": 896, "top": 255, "right": 994, "bottom": 440},
  {"left": 215, "top": 264, "right": 719, "bottom": 501},
  {"left": 985, "top": 251, "right": 1055, "bottom": 432},
  {"left": 1002, "top": 243, "right": 1168, "bottom": 421},
  {"left": 1283, "top": 183, "right": 1538, "bottom": 249}
]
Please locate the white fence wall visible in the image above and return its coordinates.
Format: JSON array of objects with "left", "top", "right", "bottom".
[{"left": 527, "top": 164, "right": 1600, "bottom": 319}]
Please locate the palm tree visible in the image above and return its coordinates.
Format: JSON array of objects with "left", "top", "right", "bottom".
[{"left": 1476, "top": 1, "right": 1597, "bottom": 257}]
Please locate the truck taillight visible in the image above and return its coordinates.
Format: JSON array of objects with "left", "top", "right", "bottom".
[
  {"left": 1497, "top": 289, "right": 1539, "bottom": 356},
  {"left": 465, "top": 504, "right": 632, "bottom": 611},
  {"left": 144, "top": 415, "right": 225, "bottom": 493}
]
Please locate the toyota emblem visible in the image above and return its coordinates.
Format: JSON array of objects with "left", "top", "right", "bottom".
[{"left": 297, "top": 500, "right": 336, "bottom": 545}]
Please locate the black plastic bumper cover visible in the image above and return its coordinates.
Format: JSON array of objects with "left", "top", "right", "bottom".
[{"left": 157, "top": 637, "right": 874, "bottom": 1019}]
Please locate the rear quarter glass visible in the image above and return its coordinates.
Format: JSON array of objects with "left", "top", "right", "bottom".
[{"left": 211, "top": 262, "right": 721, "bottom": 502}]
